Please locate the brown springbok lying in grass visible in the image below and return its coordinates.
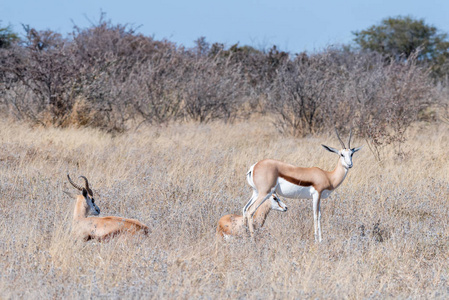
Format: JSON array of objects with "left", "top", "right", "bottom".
[
  {"left": 216, "top": 193, "right": 288, "bottom": 240},
  {"left": 67, "top": 174, "right": 149, "bottom": 241}
]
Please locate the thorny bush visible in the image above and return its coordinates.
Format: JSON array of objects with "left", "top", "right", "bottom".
[{"left": 0, "top": 19, "right": 440, "bottom": 155}]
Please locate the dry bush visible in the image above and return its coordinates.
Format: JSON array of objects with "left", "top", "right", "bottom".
[
  {"left": 268, "top": 51, "right": 340, "bottom": 136},
  {"left": 0, "top": 28, "right": 79, "bottom": 126},
  {"left": 1, "top": 119, "right": 449, "bottom": 298},
  {"left": 0, "top": 18, "right": 178, "bottom": 131},
  {"left": 350, "top": 52, "right": 434, "bottom": 159},
  {"left": 69, "top": 18, "right": 176, "bottom": 131},
  {"left": 265, "top": 49, "right": 436, "bottom": 161},
  {"left": 129, "top": 50, "right": 185, "bottom": 125},
  {"left": 179, "top": 54, "right": 246, "bottom": 123},
  {"left": 0, "top": 19, "right": 441, "bottom": 140},
  {"left": 430, "top": 79, "right": 449, "bottom": 128}
]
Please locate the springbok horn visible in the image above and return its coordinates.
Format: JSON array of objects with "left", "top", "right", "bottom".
[
  {"left": 78, "top": 176, "right": 93, "bottom": 196},
  {"left": 348, "top": 128, "right": 352, "bottom": 149},
  {"left": 67, "top": 174, "right": 83, "bottom": 191},
  {"left": 335, "top": 128, "right": 346, "bottom": 149}
]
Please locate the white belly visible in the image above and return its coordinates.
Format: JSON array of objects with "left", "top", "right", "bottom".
[{"left": 276, "top": 178, "right": 332, "bottom": 199}]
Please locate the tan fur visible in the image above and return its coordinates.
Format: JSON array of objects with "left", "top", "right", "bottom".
[
  {"left": 72, "top": 195, "right": 148, "bottom": 241},
  {"left": 246, "top": 156, "right": 349, "bottom": 238},
  {"left": 253, "top": 158, "right": 348, "bottom": 194},
  {"left": 216, "top": 200, "right": 275, "bottom": 240},
  {"left": 216, "top": 214, "right": 245, "bottom": 238}
]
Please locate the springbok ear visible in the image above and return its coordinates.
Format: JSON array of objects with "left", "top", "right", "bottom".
[
  {"left": 351, "top": 145, "right": 364, "bottom": 153},
  {"left": 322, "top": 144, "right": 339, "bottom": 154}
]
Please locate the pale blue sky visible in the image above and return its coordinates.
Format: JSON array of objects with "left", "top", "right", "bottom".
[{"left": 1, "top": 0, "right": 449, "bottom": 53}]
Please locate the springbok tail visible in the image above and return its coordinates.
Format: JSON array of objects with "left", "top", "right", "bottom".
[{"left": 246, "top": 164, "right": 256, "bottom": 189}]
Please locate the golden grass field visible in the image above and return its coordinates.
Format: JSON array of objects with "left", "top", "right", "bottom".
[{"left": 1, "top": 118, "right": 449, "bottom": 299}]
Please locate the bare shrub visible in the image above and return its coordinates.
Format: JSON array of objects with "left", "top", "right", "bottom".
[
  {"left": 179, "top": 54, "right": 246, "bottom": 123},
  {"left": 212, "top": 44, "right": 289, "bottom": 112},
  {"left": 268, "top": 51, "right": 339, "bottom": 136},
  {"left": 129, "top": 50, "right": 184, "bottom": 125},
  {"left": 0, "top": 18, "right": 439, "bottom": 137},
  {"left": 63, "top": 96, "right": 121, "bottom": 131},
  {"left": 0, "top": 27, "right": 79, "bottom": 126},
  {"left": 69, "top": 18, "right": 175, "bottom": 131},
  {"left": 436, "top": 81, "right": 449, "bottom": 124},
  {"left": 265, "top": 49, "right": 436, "bottom": 159},
  {"left": 350, "top": 53, "right": 434, "bottom": 159}
]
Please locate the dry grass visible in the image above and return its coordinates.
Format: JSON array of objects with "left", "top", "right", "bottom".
[{"left": 1, "top": 118, "right": 449, "bottom": 299}]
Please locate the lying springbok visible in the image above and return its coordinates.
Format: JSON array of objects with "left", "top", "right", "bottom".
[
  {"left": 67, "top": 174, "right": 149, "bottom": 241},
  {"left": 243, "top": 129, "right": 362, "bottom": 242},
  {"left": 216, "top": 193, "right": 288, "bottom": 240}
]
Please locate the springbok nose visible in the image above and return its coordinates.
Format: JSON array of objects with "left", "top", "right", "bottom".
[{"left": 284, "top": 207, "right": 288, "bottom": 211}]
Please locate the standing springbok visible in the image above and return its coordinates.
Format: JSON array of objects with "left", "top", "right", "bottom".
[
  {"left": 216, "top": 193, "right": 288, "bottom": 240},
  {"left": 67, "top": 174, "right": 149, "bottom": 241},
  {"left": 243, "top": 129, "right": 362, "bottom": 242}
]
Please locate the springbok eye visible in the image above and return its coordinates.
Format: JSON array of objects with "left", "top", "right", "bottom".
[{"left": 91, "top": 199, "right": 95, "bottom": 203}]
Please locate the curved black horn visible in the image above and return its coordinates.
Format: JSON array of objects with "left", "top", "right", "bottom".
[
  {"left": 348, "top": 128, "right": 352, "bottom": 149},
  {"left": 78, "top": 176, "right": 93, "bottom": 195},
  {"left": 335, "top": 128, "right": 346, "bottom": 149},
  {"left": 67, "top": 174, "right": 83, "bottom": 191}
]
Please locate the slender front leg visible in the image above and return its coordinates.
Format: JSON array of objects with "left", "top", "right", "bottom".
[
  {"left": 312, "top": 191, "right": 322, "bottom": 243},
  {"left": 317, "top": 203, "right": 322, "bottom": 242},
  {"left": 246, "top": 192, "right": 274, "bottom": 236},
  {"left": 243, "top": 192, "right": 257, "bottom": 230},
  {"left": 247, "top": 216, "right": 255, "bottom": 236}
]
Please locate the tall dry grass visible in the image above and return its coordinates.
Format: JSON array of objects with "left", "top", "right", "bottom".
[{"left": 0, "top": 118, "right": 449, "bottom": 298}]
